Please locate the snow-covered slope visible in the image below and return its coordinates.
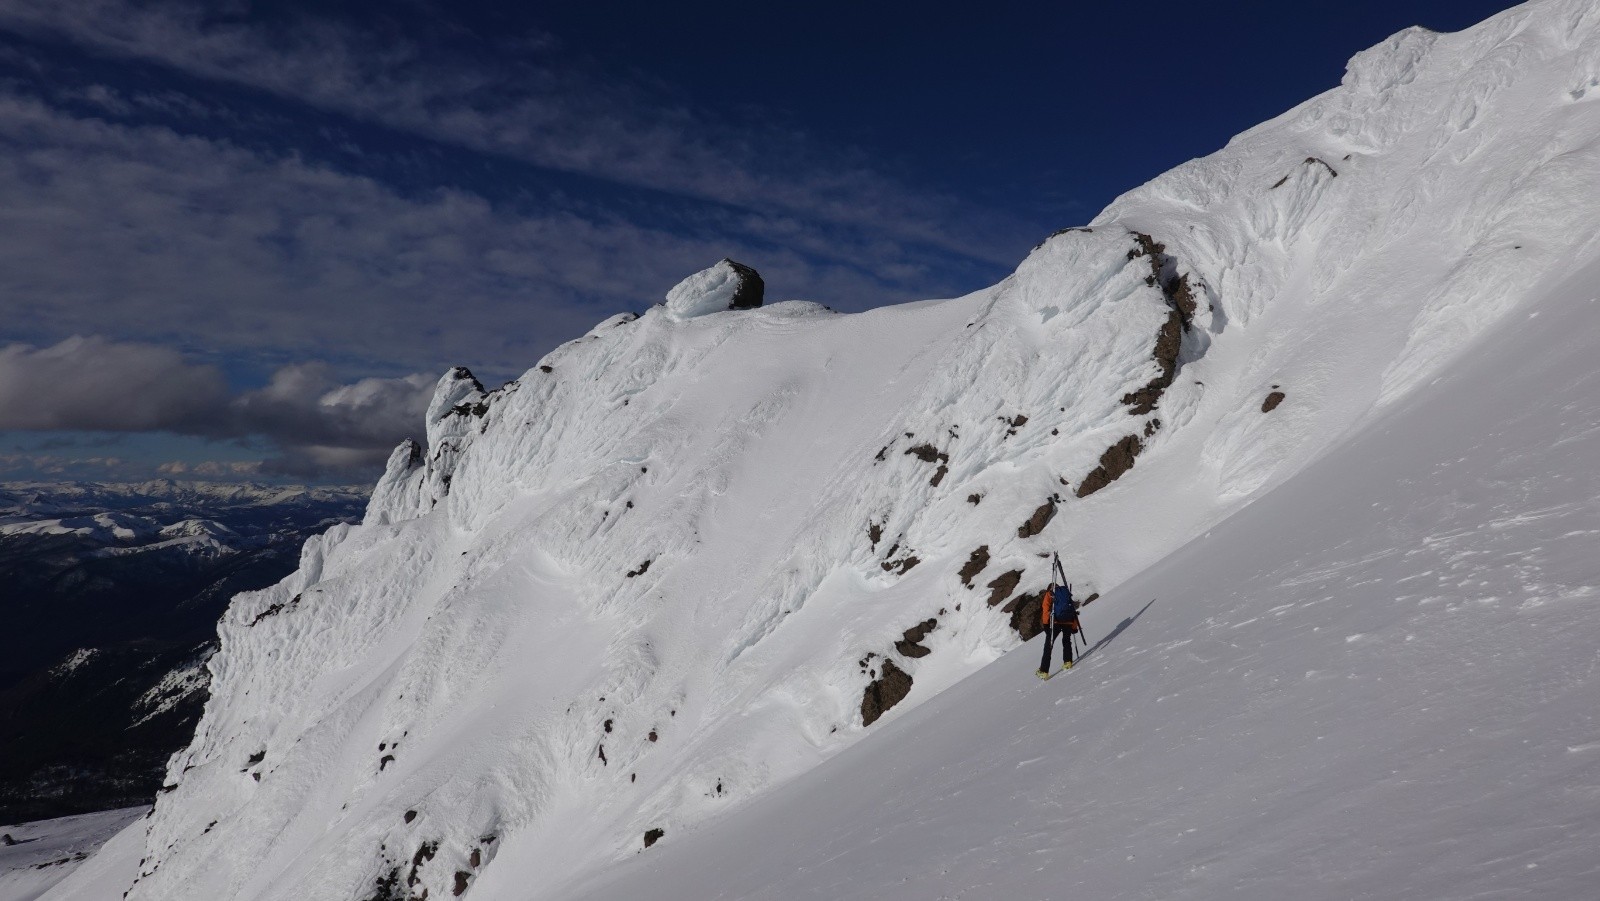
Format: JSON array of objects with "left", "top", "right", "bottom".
[
  {"left": 48, "top": 2, "right": 1600, "bottom": 899},
  {"left": 570, "top": 250, "right": 1600, "bottom": 901},
  {"left": 0, "top": 807, "right": 146, "bottom": 901}
]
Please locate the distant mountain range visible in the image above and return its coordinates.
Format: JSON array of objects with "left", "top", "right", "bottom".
[{"left": 0, "top": 480, "right": 367, "bottom": 822}]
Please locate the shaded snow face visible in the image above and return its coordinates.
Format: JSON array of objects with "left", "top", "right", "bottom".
[{"left": 72, "top": 3, "right": 1600, "bottom": 900}]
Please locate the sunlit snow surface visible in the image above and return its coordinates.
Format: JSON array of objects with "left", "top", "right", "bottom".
[
  {"left": 0, "top": 808, "right": 145, "bottom": 901},
  {"left": 46, "top": 2, "right": 1600, "bottom": 899},
  {"left": 572, "top": 258, "right": 1600, "bottom": 901}
]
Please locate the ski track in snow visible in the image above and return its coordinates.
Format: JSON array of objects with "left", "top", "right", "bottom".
[{"left": 41, "top": 2, "right": 1600, "bottom": 899}]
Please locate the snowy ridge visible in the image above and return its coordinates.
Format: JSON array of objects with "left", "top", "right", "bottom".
[
  {"left": 1100, "top": 0, "right": 1600, "bottom": 412},
  {"left": 0, "top": 512, "right": 156, "bottom": 541},
  {"left": 49, "top": 3, "right": 1600, "bottom": 899}
]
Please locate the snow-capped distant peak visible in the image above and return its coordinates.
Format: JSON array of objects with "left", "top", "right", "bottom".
[
  {"left": 158, "top": 519, "right": 238, "bottom": 540},
  {"left": 0, "top": 511, "right": 156, "bottom": 541}
]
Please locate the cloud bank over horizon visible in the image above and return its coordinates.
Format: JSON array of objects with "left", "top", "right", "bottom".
[{"left": 0, "top": 336, "right": 435, "bottom": 478}]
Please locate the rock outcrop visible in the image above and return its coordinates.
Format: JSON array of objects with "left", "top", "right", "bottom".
[
  {"left": 860, "top": 659, "right": 913, "bottom": 727},
  {"left": 664, "top": 259, "right": 765, "bottom": 318}
]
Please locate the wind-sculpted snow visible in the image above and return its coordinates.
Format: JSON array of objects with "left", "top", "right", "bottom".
[
  {"left": 1097, "top": 0, "right": 1600, "bottom": 410},
  {"left": 50, "top": 3, "right": 1600, "bottom": 900}
]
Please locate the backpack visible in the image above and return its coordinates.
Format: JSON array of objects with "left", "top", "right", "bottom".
[
  {"left": 1041, "top": 584, "right": 1078, "bottom": 627},
  {"left": 1051, "top": 583, "right": 1077, "bottom": 622}
]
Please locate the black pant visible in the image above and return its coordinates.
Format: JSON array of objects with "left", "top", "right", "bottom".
[{"left": 1039, "top": 622, "right": 1076, "bottom": 671}]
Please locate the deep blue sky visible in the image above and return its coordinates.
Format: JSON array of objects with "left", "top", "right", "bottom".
[
  {"left": 519, "top": 0, "right": 1516, "bottom": 217},
  {"left": 0, "top": 0, "right": 1521, "bottom": 482}
]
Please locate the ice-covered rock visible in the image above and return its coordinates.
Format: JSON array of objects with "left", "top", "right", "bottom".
[
  {"left": 662, "top": 258, "right": 764, "bottom": 318},
  {"left": 364, "top": 438, "right": 425, "bottom": 527},
  {"left": 424, "top": 366, "right": 486, "bottom": 440}
]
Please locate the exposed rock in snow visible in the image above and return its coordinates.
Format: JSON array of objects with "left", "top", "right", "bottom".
[
  {"left": 894, "top": 619, "right": 937, "bottom": 658},
  {"left": 585, "top": 312, "right": 639, "bottom": 337},
  {"left": 1074, "top": 434, "right": 1143, "bottom": 498},
  {"left": 1015, "top": 496, "right": 1058, "bottom": 537},
  {"left": 1119, "top": 233, "right": 1199, "bottom": 416},
  {"left": 858, "top": 658, "right": 913, "bottom": 727},
  {"left": 957, "top": 545, "right": 990, "bottom": 587}
]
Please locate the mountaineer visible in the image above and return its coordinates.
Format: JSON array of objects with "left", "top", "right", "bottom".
[{"left": 1037, "top": 553, "right": 1084, "bottom": 678}]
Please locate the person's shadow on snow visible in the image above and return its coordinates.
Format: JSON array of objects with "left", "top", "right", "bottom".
[{"left": 1079, "top": 598, "right": 1155, "bottom": 662}]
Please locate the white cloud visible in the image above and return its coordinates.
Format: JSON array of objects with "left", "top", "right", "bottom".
[{"left": 228, "top": 363, "right": 435, "bottom": 451}]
